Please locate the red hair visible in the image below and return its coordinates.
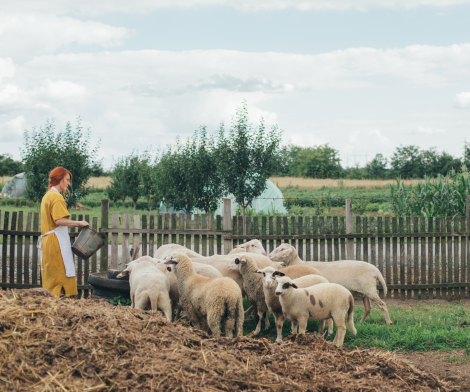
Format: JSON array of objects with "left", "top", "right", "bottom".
[{"left": 48, "top": 167, "right": 72, "bottom": 191}]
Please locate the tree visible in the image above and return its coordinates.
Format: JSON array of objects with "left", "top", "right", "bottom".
[
  {"left": 107, "top": 157, "right": 128, "bottom": 215},
  {"left": 139, "top": 150, "right": 161, "bottom": 215},
  {"left": 216, "top": 103, "right": 282, "bottom": 234},
  {"left": 272, "top": 143, "right": 303, "bottom": 177},
  {"left": 363, "top": 153, "right": 388, "bottom": 179},
  {"left": 390, "top": 145, "right": 423, "bottom": 179},
  {"left": 0, "top": 154, "right": 24, "bottom": 176},
  {"left": 289, "top": 144, "right": 342, "bottom": 178},
  {"left": 21, "top": 118, "right": 100, "bottom": 208}
]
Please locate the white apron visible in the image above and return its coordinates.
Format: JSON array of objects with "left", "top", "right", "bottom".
[{"left": 37, "top": 187, "right": 76, "bottom": 278}]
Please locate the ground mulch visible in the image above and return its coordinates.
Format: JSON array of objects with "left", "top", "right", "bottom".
[{"left": 0, "top": 289, "right": 458, "bottom": 391}]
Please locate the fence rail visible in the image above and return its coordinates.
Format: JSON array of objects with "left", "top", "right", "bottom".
[{"left": 1, "top": 197, "right": 469, "bottom": 300}]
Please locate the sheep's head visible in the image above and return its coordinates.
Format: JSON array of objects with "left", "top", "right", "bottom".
[
  {"left": 116, "top": 260, "right": 137, "bottom": 278},
  {"left": 255, "top": 266, "right": 277, "bottom": 287},
  {"left": 269, "top": 243, "right": 294, "bottom": 262},
  {"left": 275, "top": 276, "right": 298, "bottom": 296},
  {"left": 163, "top": 252, "right": 188, "bottom": 271},
  {"left": 236, "top": 239, "right": 267, "bottom": 255},
  {"left": 229, "top": 256, "right": 246, "bottom": 271}
]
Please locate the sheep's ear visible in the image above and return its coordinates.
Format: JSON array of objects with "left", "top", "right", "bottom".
[
  {"left": 283, "top": 248, "right": 293, "bottom": 257},
  {"left": 291, "top": 283, "right": 298, "bottom": 289},
  {"left": 273, "top": 271, "right": 285, "bottom": 277},
  {"left": 254, "top": 270, "right": 263, "bottom": 274},
  {"left": 116, "top": 269, "right": 129, "bottom": 278},
  {"left": 239, "top": 258, "right": 247, "bottom": 264},
  {"left": 164, "top": 259, "right": 178, "bottom": 265}
]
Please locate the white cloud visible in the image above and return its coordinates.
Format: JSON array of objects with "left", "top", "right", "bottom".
[
  {"left": 3, "top": 0, "right": 470, "bottom": 15},
  {"left": 369, "top": 129, "right": 389, "bottom": 144},
  {"left": 349, "top": 131, "right": 361, "bottom": 143},
  {"left": 0, "top": 58, "right": 15, "bottom": 82},
  {"left": 415, "top": 125, "right": 445, "bottom": 134},
  {"left": 0, "top": 14, "right": 131, "bottom": 61},
  {"left": 0, "top": 115, "right": 25, "bottom": 142},
  {"left": 453, "top": 92, "right": 470, "bottom": 108}
]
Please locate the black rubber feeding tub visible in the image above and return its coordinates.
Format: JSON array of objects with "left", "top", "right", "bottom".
[
  {"left": 72, "top": 226, "right": 105, "bottom": 259},
  {"left": 88, "top": 270, "right": 130, "bottom": 300}
]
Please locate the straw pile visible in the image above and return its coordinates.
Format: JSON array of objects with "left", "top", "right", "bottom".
[{"left": 0, "top": 289, "right": 456, "bottom": 391}]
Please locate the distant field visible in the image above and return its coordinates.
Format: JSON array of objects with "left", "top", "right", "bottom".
[
  {"left": 270, "top": 177, "right": 421, "bottom": 189},
  {"left": 87, "top": 176, "right": 111, "bottom": 188}
]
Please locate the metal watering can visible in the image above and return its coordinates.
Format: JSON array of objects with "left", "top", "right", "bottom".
[{"left": 72, "top": 226, "right": 105, "bottom": 259}]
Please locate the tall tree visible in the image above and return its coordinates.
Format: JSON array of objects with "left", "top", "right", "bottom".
[
  {"left": 216, "top": 103, "right": 282, "bottom": 234},
  {"left": 289, "top": 144, "right": 342, "bottom": 178},
  {"left": 390, "top": 145, "right": 423, "bottom": 179},
  {"left": 363, "top": 153, "right": 388, "bottom": 179}
]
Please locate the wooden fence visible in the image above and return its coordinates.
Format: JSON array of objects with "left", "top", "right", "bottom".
[{"left": 1, "top": 197, "right": 469, "bottom": 300}]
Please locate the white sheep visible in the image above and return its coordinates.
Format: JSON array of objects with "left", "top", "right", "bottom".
[
  {"left": 229, "top": 239, "right": 267, "bottom": 255},
  {"left": 269, "top": 243, "right": 392, "bottom": 325},
  {"left": 154, "top": 243, "right": 202, "bottom": 259},
  {"left": 117, "top": 258, "right": 172, "bottom": 321},
  {"left": 275, "top": 277, "right": 357, "bottom": 347},
  {"left": 256, "top": 266, "right": 332, "bottom": 342},
  {"left": 164, "top": 252, "right": 244, "bottom": 337}
]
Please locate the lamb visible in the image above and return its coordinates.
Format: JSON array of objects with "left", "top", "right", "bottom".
[
  {"left": 164, "top": 252, "right": 244, "bottom": 337},
  {"left": 256, "top": 266, "right": 331, "bottom": 342},
  {"left": 269, "top": 243, "right": 392, "bottom": 325},
  {"left": 154, "top": 243, "right": 202, "bottom": 259},
  {"left": 275, "top": 277, "right": 357, "bottom": 346},
  {"left": 229, "top": 239, "right": 267, "bottom": 255},
  {"left": 116, "top": 258, "right": 172, "bottom": 321}
]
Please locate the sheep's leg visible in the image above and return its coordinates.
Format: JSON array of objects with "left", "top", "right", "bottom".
[
  {"left": 370, "top": 294, "right": 393, "bottom": 325},
  {"left": 326, "top": 318, "right": 334, "bottom": 335},
  {"left": 153, "top": 295, "right": 172, "bottom": 322},
  {"left": 264, "top": 310, "right": 270, "bottom": 329},
  {"left": 298, "top": 319, "right": 308, "bottom": 334},
  {"left": 253, "top": 309, "right": 264, "bottom": 335},
  {"left": 331, "top": 312, "right": 347, "bottom": 347},
  {"left": 274, "top": 313, "right": 285, "bottom": 343},
  {"left": 130, "top": 293, "right": 135, "bottom": 309},
  {"left": 207, "top": 311, "right": 222, "bottom": 337},
  {"left": 291, "top": 320, "right": 298, "bottom": 335},
  {"left": 134, "top": 294, "right": 149, "bottom": 311},
  {"left": 360, "top": 296, "right": 371, "bottom": 323},
  {"left": 318, "top": 319, "right": 325, "bottom": 334}
]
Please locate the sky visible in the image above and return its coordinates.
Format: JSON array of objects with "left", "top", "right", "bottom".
[{"left": 0, "top": 0, "right": 469, "bottom": 169}]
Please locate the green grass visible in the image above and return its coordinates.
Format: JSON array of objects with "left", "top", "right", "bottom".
[{"left": 242, "top": 300, "right": 470, "bottom": 352}]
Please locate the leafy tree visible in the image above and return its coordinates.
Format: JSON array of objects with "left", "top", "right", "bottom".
[
  {"left": 390, "top": 145, "right": 423, "bottom": 179},
  {"left": 363, "top": 153, "right": 389, "bottom": 179},
  {"left": 107, "top": 156, "right": 128, "bottom": 215},
  {"left": 464, "top": 144, "right": 470, "bottom": 167},
  {"left": 90, "top": 161, "right": 106, "bottom": 177},
  {"left": 139, "top": 150, "right": 161, "bottom": 215},
  {"left": 272, "top": 143, "right": 303, "bottom": 177},
  {"left": 289, "top": 144, "right": 342, "bottom": 178},
  {"left": 344, "top": 163, "right": 364, "bottom": 179},
  {"left": 0, "top": 154, "right": 24, "bottom": 176},
  {"left": 216, "top": 103, "right": 282, "bottom": 233},
  {"left": 21, "top": 118, "right": 100, "bottom": 208}
]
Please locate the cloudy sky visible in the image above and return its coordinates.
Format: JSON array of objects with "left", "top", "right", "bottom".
[{"left": 1, "top": 0, "right": 469, "bottom": 169}]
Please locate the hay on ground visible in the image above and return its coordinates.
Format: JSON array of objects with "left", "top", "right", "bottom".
[{"left": 0, "top": 289, "right": 457, "bottom": 391}]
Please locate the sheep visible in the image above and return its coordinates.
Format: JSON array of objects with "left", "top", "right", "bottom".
[
  {"left": 269, "top": 243, "right": 392, "bottom": 325},
  {"left": 154, "top": 244, "right": 202, "bottom": 259},
  {"left": 256, "top": 266, "right": 332, "bottom": 342},
  {"left": 164, "top": 252, "right": 244, "bottom": 337},
  {"left": 116, "top": 258, "right": 172, "bottom": 321},
  {"left": 275, "top": 277, "right": 357, "bottom": 347},
  {"left": 229, "top": 239, "right": 267, "bottom": 255}
]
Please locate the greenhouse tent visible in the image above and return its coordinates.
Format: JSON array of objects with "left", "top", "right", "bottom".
[
  {"left": 1, "top": 173, "right": 27, "bottom": 198},
  {"left": 159, "top": 179, "right": 287, "bottom": 216}
]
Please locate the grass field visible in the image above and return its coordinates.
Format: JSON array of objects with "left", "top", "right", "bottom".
[{"left": 270, "top": 177, "right": 422, "bottom": 189}]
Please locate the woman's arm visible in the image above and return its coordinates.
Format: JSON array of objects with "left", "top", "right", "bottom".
[{"left": 55, "top": 218, "right": 89, "bottom": 228}]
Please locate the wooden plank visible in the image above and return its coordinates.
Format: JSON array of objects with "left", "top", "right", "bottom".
[
  {"left": 362, "top": 216, "right": 368, "bottom": 263},
  {"left": 2, "top": 212, "right": 9, "bottom": 284},
  {"left": 246, "top": 216, "right": 252, "bottom": 241},
  {"left": 100, "top": 199, "right": 109, "bottom": 272},
  {"left": 435, "top": 217, "right": 442, "bottom": 299},
  {"left": 312, "top": 216, "right": 318, "bottom": 261},
  {"left": 269, "top": 216, "right": 274, "bottom": 254},
  {"left": 208, "top": 215, "right": 215, "bottom": 256},
  {"left": 142, "top": 214, "right": 148, "bottom": 256},
  {"left": 290, "top": 216, "right": 296, "bottom": 255},
  {"left": 298, "top": 216, "right": 304, "bottom": 260},
  {"left": 261, "top": 216, "right": 267, "bottom": 254},
  {"left": 443, "top": 217, "right": 450, "bottom": 300},
  {"left": 132, "top": 215, "right": 140, "bottom": 259},
  {"left": 283, "top": 216, "right": 289, "bottom": 248},
  {"left": 453, "top": 217, "right": 459, "bottom": 298},
  {"left": 157, "top": 214, "right": 163, "bottom": 250},
  {"left": 0, "top": 282, "right": 95, "bottom": 290},
  {"left": 111, "top": 213, "right": 119, "bottom": 269},
  {"left": 333, "top": 216, "right": 339, "bottom": 261},
  {"left": 385, "top": 282, "right": 470, "bottom": 289},
  {"left": 447, "top": 217, "right": 453, "bottom": 299},
  {"left": 122, "top": 214, "right": 130, "bottom": 265},
  {"left": 16, "top": 211, "right": 23, "bottom": 284},
  {"left": 427, "top": 217, "right": 434, "bottom": 300},
  {"left": 77, "top": 214, "right": 83, "bottom": 290},
  {"left": 253, "top": 216, "right": 259, "bottom": 242},
  {"left": 171, "top": 213, "right": 177, "bottom": 245},
  {"left": 340, "top": 217, "right": 346, "bottom": 261},
  {"left": 194, "top": 214, "right": 200, "bottom": 254},
  {"left": 319, "top": 216, "right": 325, "bottom": 261},
  {"left": 149, "top": 215, "right": 155, "bottom": 257},
  {"left": 420, "top": 217, "right": 426, "bottom": 299},
  {"left": 460, "top": 216, "right": 466, "bottom": 298},
  {"left": 355, "top": 216, "right": 361, "bottom": 261},
  {"left": 399, "top": 217, "right": 405, "bottom": 301},
  {"left": 24, "top": 213, "right": 32, "bottom": 284},
  {"left": 392, "top": 217, "right": 398, "bottom": 299},
  {"left": 202, "top": 214, "right": 208, "bottom": 256},
  {"left": 222, "top": 199, "right": 232, "bottom": 255},
  {"left": 406, "top": 217, "right": 412, "bottom": 300},
  {"left": 163, "top": 214, "right": 170, "bottom": 245},
  {"left": 232, "top": 217, "right": 238, "bottom": 250},
  {"left": 346, "top": 199, "right": 353, "bottom": 258},
  {"left": 92, "top": 217, "right": 98, "bottom": 272},
  {"left": 84, "top": 214, "right": 90, "bottom": 295},
  {"left": 216, "top": 215, "right": 222, "bottom": 255},
  {"left": 370, "top": 217, "right": 376, "bottom": 267},
  {"left": 377, "top": 217, "right": 384, "bottom": 298},
  {"left": 238, "top": 216, "right": 243, "bottom": 244},
  {"left": 305, "top": 216, "right": 311, "bottom": 261},
  {"left": 385, "top": 217, "right": 391, "bottom": 299},
  {"left": 9, "top": 212, "right": 17, "bottom": 284},
  {"left": 186, "top": 215, "right": 192, "bottom": 252},
  {"left": 276, "top": 216, "right": 281, "bottom": 248},
  {"left": 179, "top": 214, "right": 185, "bottom": 247},
  {"left": 467, "top": 196, "right": 470, "bottom": 299},
  {"left": 327, "top": 216, "right": 333, "bottom": 262},
  {"left": 32, "top": 213, "right": 39, "bottom": 285}
]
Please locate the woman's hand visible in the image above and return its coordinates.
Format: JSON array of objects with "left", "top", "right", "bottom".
[
  {"left": 77, "top": 220, "right": 89, "bottom": 228},
  {"left": 55, "top": 218, "right": 90, "bottom": 228}
]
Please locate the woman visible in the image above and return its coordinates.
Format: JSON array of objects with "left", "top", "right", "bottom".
[{"left": 39, "top": 167, "right": 89, "bottom": 297}]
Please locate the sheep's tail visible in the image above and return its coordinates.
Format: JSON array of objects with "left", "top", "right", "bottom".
[
  {"left": 347, "top": 295, "right": 357, "bottom": 335},
  {"left": 235, "top": 296, "right": 245, "bottom": 337},
  {"left": 377, "top": 272, "right": 387, "bottom": 295}
]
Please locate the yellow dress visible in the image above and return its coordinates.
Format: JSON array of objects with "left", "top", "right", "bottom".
[{"left": 40, "top": 190, "right": 78, "bottom": 297}]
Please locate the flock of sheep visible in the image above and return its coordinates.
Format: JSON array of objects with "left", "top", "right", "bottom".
[{"left": 117, "top": 240, "right": 392, "bottom": 347}]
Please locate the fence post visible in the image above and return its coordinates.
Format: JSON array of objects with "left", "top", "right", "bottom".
[
  {"left": 346, "top": 199, "right": 354, "bottom": 259},
  {"left": 223, "top": 198, "right": 232, "bottom": 255},
  {"left": 100, "top": 199, "right": 109, "bottom": 271}
]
